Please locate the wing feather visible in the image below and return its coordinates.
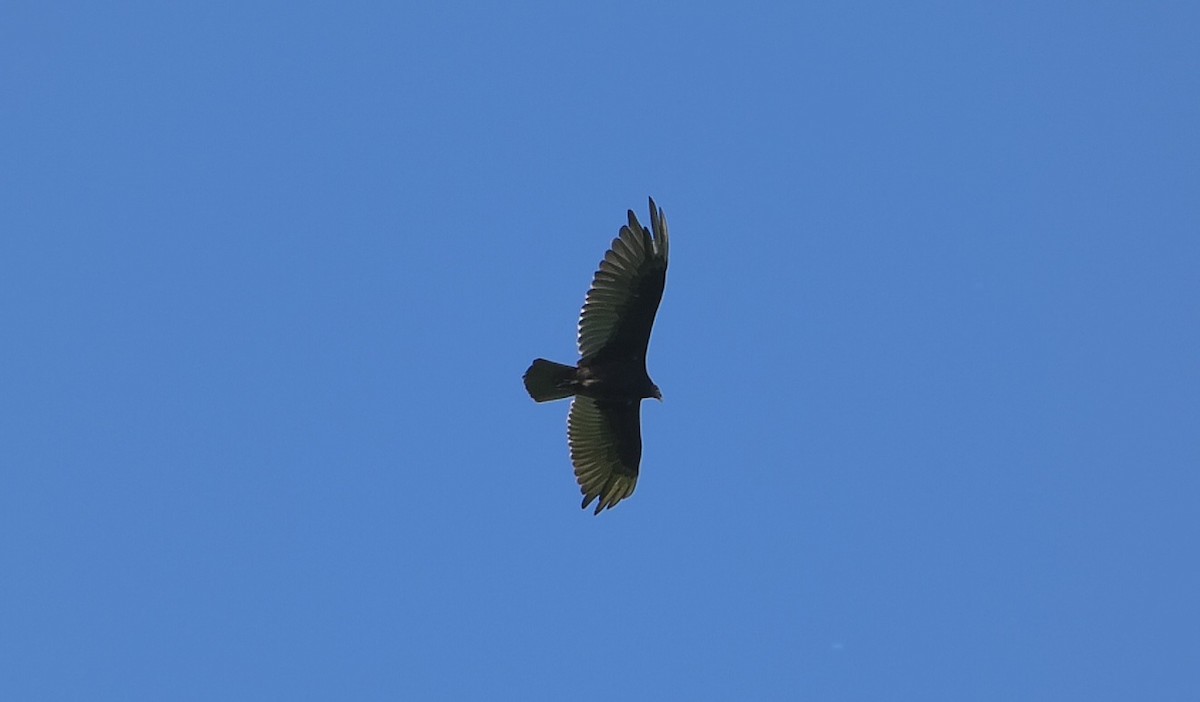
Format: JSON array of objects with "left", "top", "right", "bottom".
[
  {"left": 577, "top": 198, "right": 670, "bottom": 362},
  {"left": 567, "top": 396, "right": 641, "bottom": 514}
]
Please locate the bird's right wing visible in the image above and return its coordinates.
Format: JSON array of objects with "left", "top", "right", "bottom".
[
  {"left": 568, "top": 396, "right": 641, "bottom": 514},
  {"left": 577, "top": 198, "right": 669, "bottom": 363}
]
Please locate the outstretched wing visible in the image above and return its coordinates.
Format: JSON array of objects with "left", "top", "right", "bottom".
[
  {"left": 577, "top": 198, "right": 669, "bottom": 364},
  {"left": 567, "top": 396, "right": 641, "bottom": 514}
]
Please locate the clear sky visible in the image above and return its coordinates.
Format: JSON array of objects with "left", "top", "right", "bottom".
[{"left": 3, "top": 2, "right": 1198, "bottom": 700}]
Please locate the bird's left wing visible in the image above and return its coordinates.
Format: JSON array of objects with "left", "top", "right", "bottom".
[{"left": 567, "top": 396, "right": 641, "bottom": 514}]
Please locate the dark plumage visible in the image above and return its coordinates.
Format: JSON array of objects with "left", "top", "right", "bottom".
[{"left": 523, "top": 198, "right": 670, "bottom": 514}]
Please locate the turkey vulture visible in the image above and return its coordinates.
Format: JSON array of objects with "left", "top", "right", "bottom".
[{"left": 523, "top": 197, "right": 670, "bottom": 514}]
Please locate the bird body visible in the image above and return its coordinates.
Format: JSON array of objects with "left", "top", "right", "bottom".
[
  {"left": 525, "top": 358, "right": 659, "bottom": 403},
  {"left": 523, "top": 198, "right": 669, "bottom": 514}
]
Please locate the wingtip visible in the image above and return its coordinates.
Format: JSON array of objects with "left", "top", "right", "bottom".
[
  {"left": 647, "top": 196, "right": 668, "bottom": 260},
  {"left": 581, "top": 493, "right": 614, "bottom": 515}
]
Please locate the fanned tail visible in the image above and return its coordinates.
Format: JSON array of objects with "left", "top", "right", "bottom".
[{"left": 523, "top": 359, "right": 577, "bottom": 402}]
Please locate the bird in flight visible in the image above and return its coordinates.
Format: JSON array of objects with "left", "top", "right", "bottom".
[{"left": 523, "top": 197, "right": 670, "bottom": 514}]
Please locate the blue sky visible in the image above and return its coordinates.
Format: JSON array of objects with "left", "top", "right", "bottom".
[{"left": 3, "top": 2, "right": 1198, "bottom": 699}]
